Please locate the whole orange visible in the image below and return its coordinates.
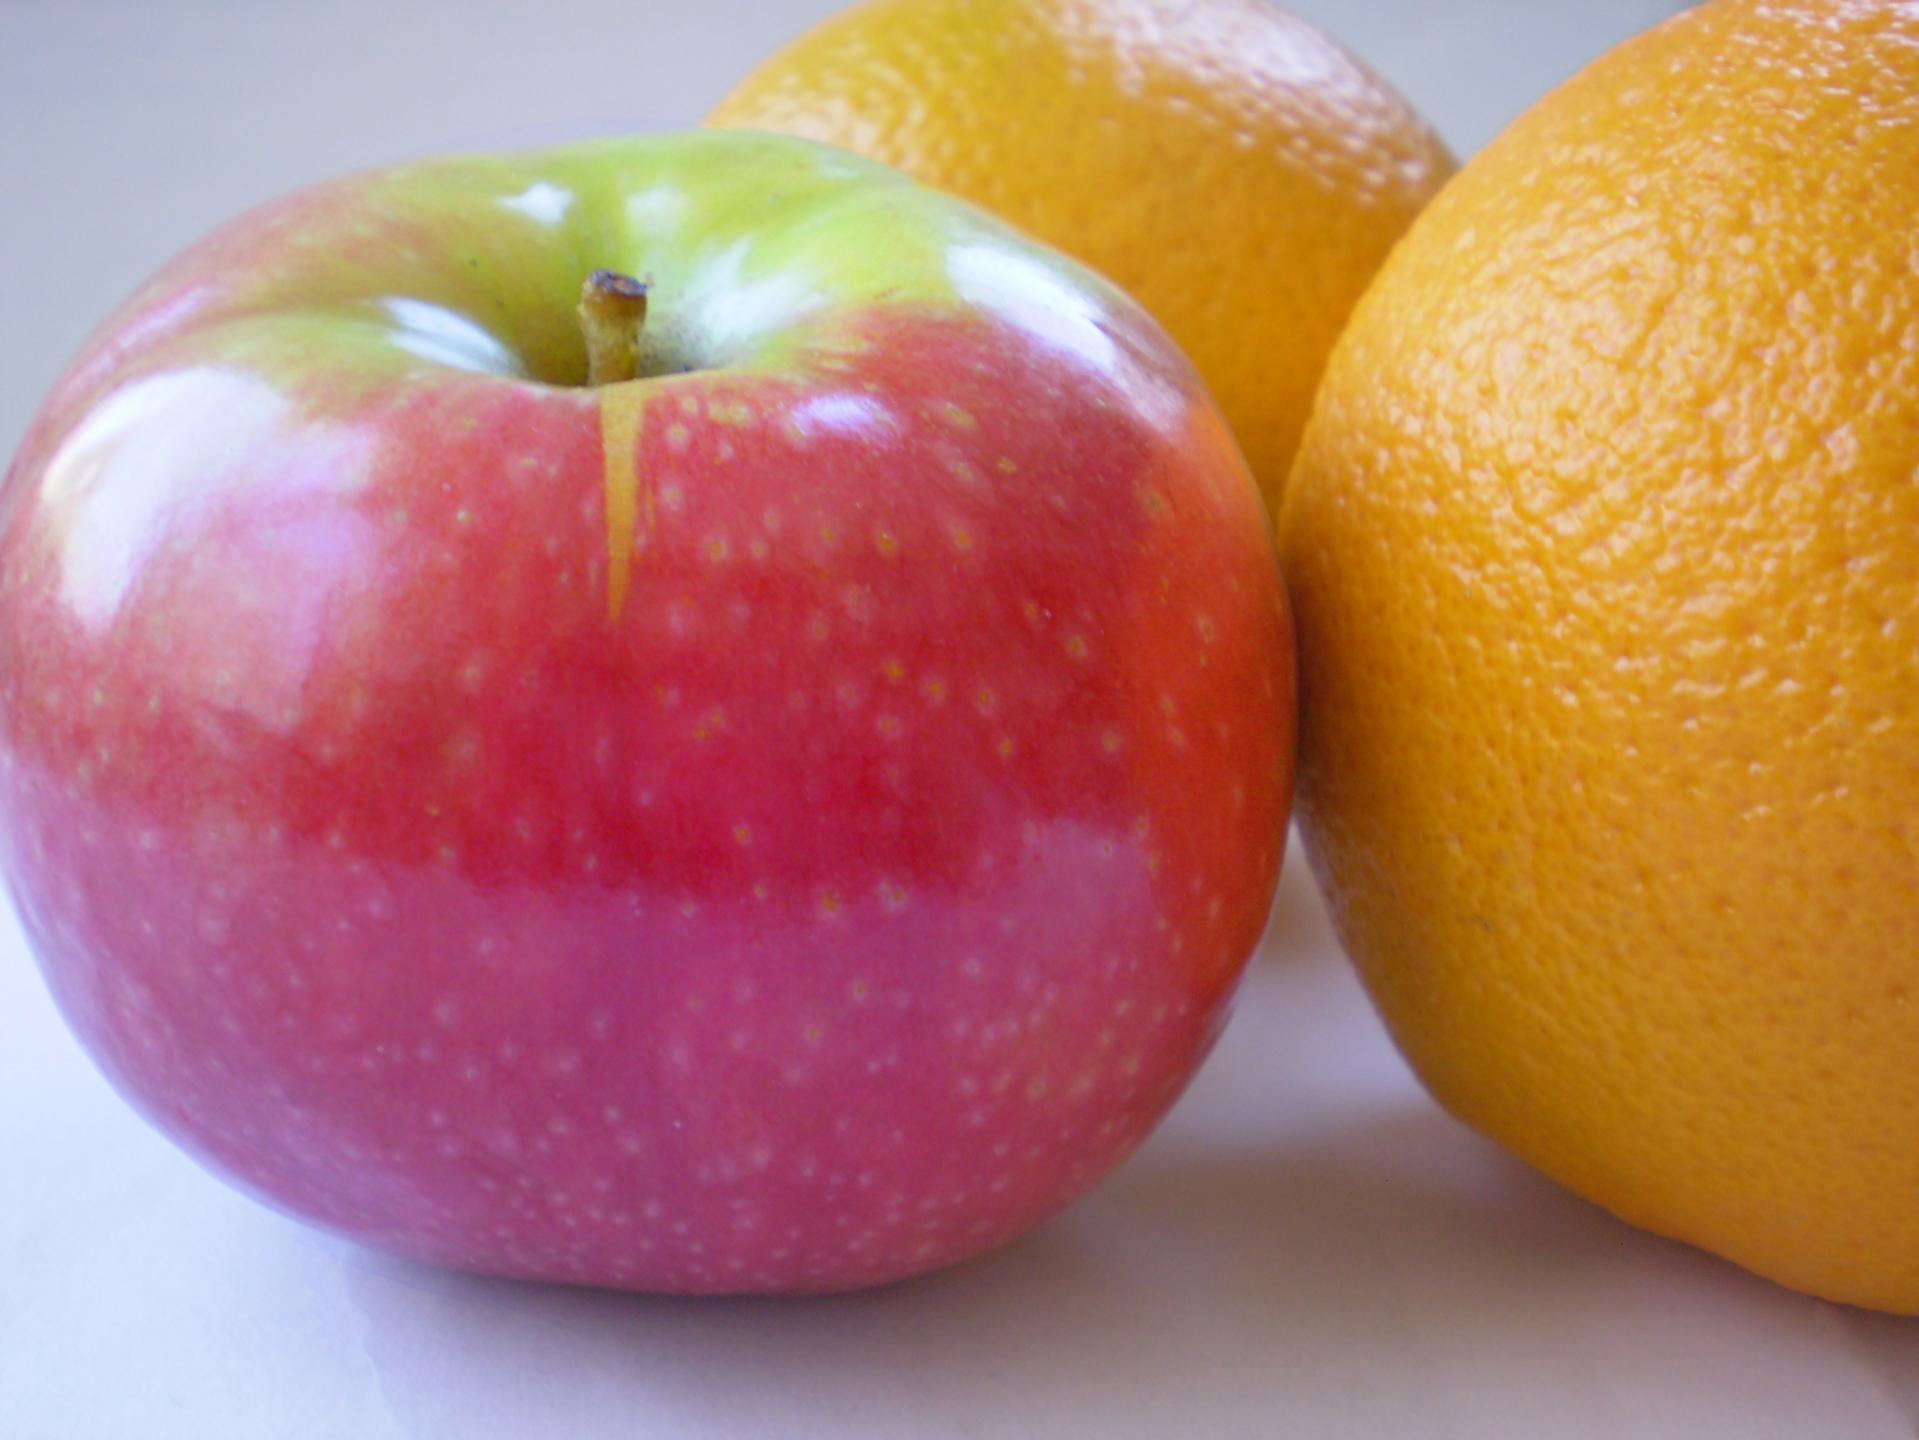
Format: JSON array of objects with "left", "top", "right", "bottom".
[
  {"left": 706, "top": 0, "right": 1453, "bottom": 512},
  {"left": 1280, "top": 0, "right": 1919, "bottom": 1313}
]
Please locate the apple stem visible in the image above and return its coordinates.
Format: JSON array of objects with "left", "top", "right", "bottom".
[{"left": 578, "top": 270, "right": 649, "bottom": 385}]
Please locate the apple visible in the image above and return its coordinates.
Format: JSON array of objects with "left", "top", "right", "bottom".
[{"left": 0, "top": 133, "right": 1293, "bottom": 1293}]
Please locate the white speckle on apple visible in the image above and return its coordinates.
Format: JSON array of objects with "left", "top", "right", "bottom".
[
  {"left": 789, "top": 392, "right": 902, "bottom": 446},
  {"left": 498, "top": 180, "right": 573, "bottom": 226},
  {"left": 932, "top": 400, "right": 977, "bottom": 432},
  {"left": 383, "top": 298, "right": 522, "bottom": 376},
  {"left": 682, "top": 240, "right": 825, "bottom": 360},
  {"left": 624, "top": 184, "right": 688, "bottom": 237}
]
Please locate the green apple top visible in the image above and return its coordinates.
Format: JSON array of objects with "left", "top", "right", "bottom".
[{"left": 38, "top": 131, "right": 1197, "bottom": 409}]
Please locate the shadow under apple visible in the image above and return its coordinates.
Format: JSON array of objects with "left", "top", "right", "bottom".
[{"left": 337, "top": 1098, "right": 1857, "bottom": 1440}]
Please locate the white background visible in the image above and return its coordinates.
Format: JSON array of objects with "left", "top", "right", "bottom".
[{"left": 5, "top": 2, "right": 1917, "bottom": 1436}]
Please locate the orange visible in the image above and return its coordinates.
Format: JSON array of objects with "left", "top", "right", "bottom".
[
  {"left": 1280, "top": 0, "right": 1919, "bottom": 1313},
  {"left": 706, "top": 0, "right": 1453, "bottom": 512}
]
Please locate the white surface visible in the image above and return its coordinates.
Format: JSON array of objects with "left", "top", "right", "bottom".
[{"left": 5, "top": 2, "right": 1917, "bottom": 1437}]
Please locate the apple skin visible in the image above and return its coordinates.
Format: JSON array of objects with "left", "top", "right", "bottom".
[{"left": 0, "top": 133, "right": 1293, "bottom": 1293}]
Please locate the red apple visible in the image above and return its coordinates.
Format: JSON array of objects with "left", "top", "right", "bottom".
[{"left": 0, "top": 133, "right": 1293, "bottom": 1293}]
